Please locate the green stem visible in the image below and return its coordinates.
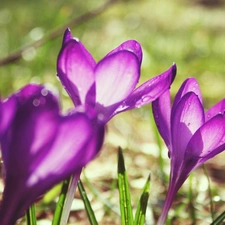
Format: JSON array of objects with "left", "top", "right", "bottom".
[
  {"left": 26, "top": 204, "right": 37, "bottom": 225},
  {"left": 188, "top": 174, "right": 196, "bottom": 225},
  {"left": 78, "top": 179, "right": 98, "bottom": 225},
  {"left": 203, "top": 164, "right": 214, "bottom": 221},
  {"left": 60, "top": 171, "right": 81, "bottom": 225}
]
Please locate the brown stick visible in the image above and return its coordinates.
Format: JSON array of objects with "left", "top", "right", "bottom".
[{"left": 0, "top": 0, "right": 116, "bottom": 67}]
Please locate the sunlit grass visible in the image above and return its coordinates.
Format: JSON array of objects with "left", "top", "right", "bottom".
[{"left": 1, "top": 0, "right": 225, "bottom": 224}]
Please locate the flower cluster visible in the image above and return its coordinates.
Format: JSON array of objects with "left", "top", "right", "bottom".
[
  {"left": 0, "top": 29, "right": 176, "bottom": 224},
  {"left": 1, "top": 28, "right": 225, "bottom": 225}
]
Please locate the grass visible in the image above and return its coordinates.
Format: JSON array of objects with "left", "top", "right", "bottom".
[{"left": 1, "top": 0, "right": 225, "bottom": 224}]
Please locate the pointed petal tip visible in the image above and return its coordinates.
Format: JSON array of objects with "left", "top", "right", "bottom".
[
  {"left": 171, "top": 63, "right": 177, "bottom": 81},
  {"left": 62, "top": 28, "right": 73, "bottom": 45}
]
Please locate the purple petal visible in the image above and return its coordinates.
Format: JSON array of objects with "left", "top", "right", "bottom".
[
  {"left": 173, "top": 78, "right": 202, "bottom": 110},
  {"left": 114, "top": 64, "right": 176, "bottom": 114},
  {"left": 95, "top": 50, "right": 140, "bottom": 117},
  {"left": 62, "top": 28, "right": 73, "bottom": 45},
  {"left": 0, "top": 86, "right": 105, "bottom": 225},
  {"left": 152, "top": 90, "right": 171, "bottom": 151},
  {"left": 106, "top": 40, "right": 142, "bottom": 64},
  {"left": 205, "top": 99, "right": 225, "bottom": 122},
  {"left": 57, "top": 39, "right": 96, "bottom": 106},
  {"left": 1, "top": 85, "right": 60, "bottom": 169},
  {"left": 0, "top": 96, "right": 17, "bottom": 140},
  {"left": 171, "top": 92, "right": 204, "bottom": 172},
  {"left": 186, "top": 113, "right": 225, "bottom": 161}
]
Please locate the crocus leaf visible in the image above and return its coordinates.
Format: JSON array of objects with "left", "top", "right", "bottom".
[
  {"left": 26, "top": 204, "right": 37, "bottom": 225},
  {"left": 210, "top": 211, "right": 225, "bottom": 225},
  {"left": 118, "top": 147, "right": 133, "bottom": 225},
  {"left": 52, "top": 177, "right": 71, "bottom": 225},
  {"left": 134, "top": 174, "right": 151, "bottom": 225},
  {"left": 78, "top": 179, "right": 98, "bottom": 225}
]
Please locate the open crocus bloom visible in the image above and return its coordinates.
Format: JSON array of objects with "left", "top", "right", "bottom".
[
  {"left": 57, "top": 29, "right": 177, "bottom": 123},
  {"left": 0, "top": 84, "right": 104, "bottom": 225},
  {"left": 152, "top": 78, "right": 225, "bottom": 225}
]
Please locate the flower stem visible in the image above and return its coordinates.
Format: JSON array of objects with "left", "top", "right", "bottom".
[
  {"left": 59, "top": 169, "right": 82, "bottom": 225},
  {"left": 156, "top": 183, "right": 177, "bottom": 225},
  {"left": 203, "top": 164, "right": 214, "bottom": 221}
]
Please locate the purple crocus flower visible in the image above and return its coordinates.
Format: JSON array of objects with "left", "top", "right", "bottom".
[
  {"left": 152, "top": 78, "right": 225, "bottom": 225},
  {"left": 57, "top": 29, "right": 177, "bottom": 123},
  {"left": 0, "top": 84, "right": 104, "bottom": 225}
]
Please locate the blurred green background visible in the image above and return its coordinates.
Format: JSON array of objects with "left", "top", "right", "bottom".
[
  {"left": 1, "top": 0, "right": 225, "bottom": 107},
  {"left": 1, "top": 0, "right": 225, "bottom": 224}
]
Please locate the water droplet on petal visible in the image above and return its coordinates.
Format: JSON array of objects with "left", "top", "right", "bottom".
[
  {"left": 33, "top": 99, "right": 40, "bottom": 107},
  {"left": 141, "top": 96, "right": 153, "bottom": 103},
  {"left": 41, "top": 88, "right": 48, "bottom": 96},
  {"left": 97, "top": 113, "right": 105, "bottom": 122}
]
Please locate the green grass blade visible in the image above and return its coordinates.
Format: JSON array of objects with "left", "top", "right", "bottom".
[
  {"left": 83, "top": 171, "right": 120, "bottom": 215},
  {"left": 188, "top": 174, "right": 196, "bottom": 224},
  {"left": 78, "top": 179, "right": 98, "bottom": 225},
  {"left": 134, "top": 174, "right": 151, "bottom": 225},
  {"left": 52, "top": 177, "right": 71, "bottom": 225},
  {"left": 26, "top": 204, "right": 37, "bottom": 225},
  {"left": 210, "top": 211, "right": 225, "bottom": 225},
  {"left": 118, "top": 147, "right": 134, "bottom": 225}
]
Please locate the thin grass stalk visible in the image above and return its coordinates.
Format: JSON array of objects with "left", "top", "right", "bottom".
[
  {"left": 188, "top": 174, "right": 196, "bottom": 225},
  {"left": 78, "top": 179, "right": 98, "bottom": 225},
  {"left": 26, "top": 204, "right": 37, "bottom": 225},
  {"left": 83, "top": 171, "right": 120, "bottom": 215},
  {"left": 210, "top": 211, "right": 225, "bottom": 225},
  {"left": 118, "top": 147, "right": 134, "bottom": 225},
  {"left": 203, "top": 164, "right": 214, "bottom": 221}
]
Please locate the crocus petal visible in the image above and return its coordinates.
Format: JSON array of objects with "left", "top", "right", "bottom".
[
  {"left": 152, "top": 90, "right": 171, "bottom": 151},
  {"left": 171, "top": 92, "right": 204, "bottom": 176},
  {"left": 205, "top": 99, "right": 225, "bottom": 122},
  {"left": 186, "top": 113, "right": 225, "bottom": 162},
  {"left": 0, "top": 96, "right": 17, "bottom": 140},
  {"left": 0, "top": 86, "right": 104, "bottom": 225},
  {"left": 62, "top": 28, "right": 73, "bottom": 45},
  {"left": 173, "top": 78, "right": 202, "bottom": 112},
  {"left": 57, "top": 39, "right": 96, "bottom": 106},
  {"left": 114, "top": 64, "right": 176, "bottom": 115},
  {"left": 106, "top": 40, "right": 142, "bottom": 64},
  {"left": 95, "top": 50, "right": 140, "bottom": 118}
]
